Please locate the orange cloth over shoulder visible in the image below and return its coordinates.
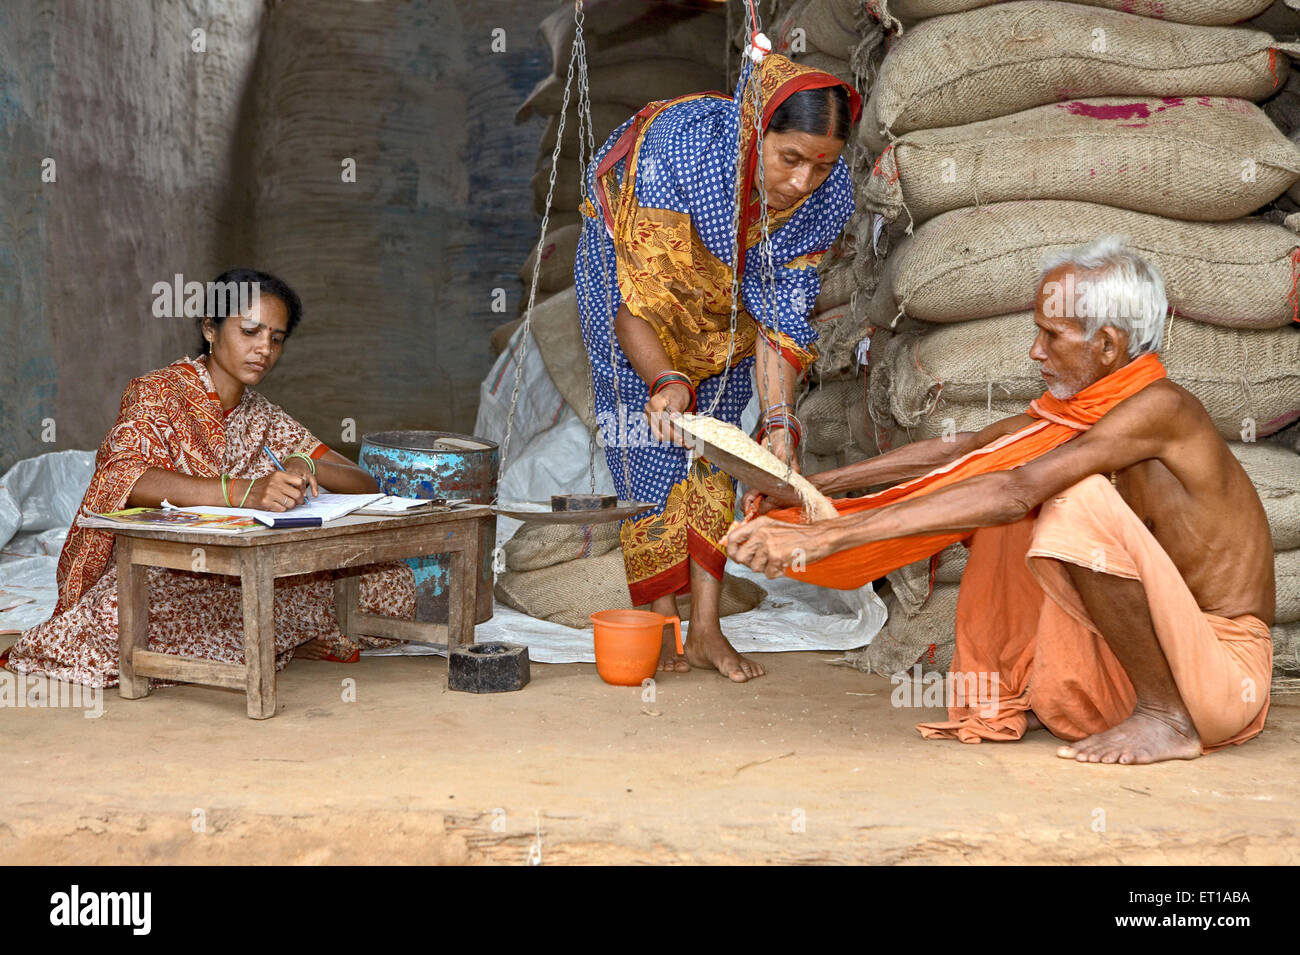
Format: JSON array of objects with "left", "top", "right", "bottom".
[{"left": 758, "top": 352, "right": 1168, "bottom": 588}]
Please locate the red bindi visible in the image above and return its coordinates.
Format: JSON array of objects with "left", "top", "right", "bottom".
[{"left": 817, "top": 152, "right": 825, "bottom": 158}]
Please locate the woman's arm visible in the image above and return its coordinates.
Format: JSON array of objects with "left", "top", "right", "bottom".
[
  {"left": 126, "top": 466, "right": 325, "bottom": 512},
  {"left": 297, "top": 449, "right": 379, "bottom": 494},
  {"left": 753, "top": 338, "right": 802, "bottom": 470},
  {"left": 125, "top": 450, "right": 375, "bottom": 510},
  {"left": 614, "top": 304, "right": 694, "bottom": 439}
]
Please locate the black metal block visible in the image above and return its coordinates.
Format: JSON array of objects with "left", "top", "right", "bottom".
[{"left": 448, "top": 642, "right": 530, "bottom": 693}]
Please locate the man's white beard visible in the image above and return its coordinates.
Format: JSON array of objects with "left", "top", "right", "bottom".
[{"left": 1047, "top": 378, "right": 1082, "bottom": 400}]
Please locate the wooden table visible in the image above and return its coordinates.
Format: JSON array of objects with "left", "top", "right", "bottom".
[{"left": 111, "top": 506, "right": 492, "bottom": 718}]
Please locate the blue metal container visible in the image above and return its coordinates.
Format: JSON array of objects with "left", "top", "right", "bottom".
[{"left": 359, "top": 430, "right": 498, "bottom": 625}]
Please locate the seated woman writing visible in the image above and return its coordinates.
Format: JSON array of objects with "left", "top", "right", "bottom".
[{"left": 4, "top": 268, "right": 414, "bottom": 688}]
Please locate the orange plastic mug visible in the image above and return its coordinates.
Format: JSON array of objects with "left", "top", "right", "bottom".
[{"left": 590, "top": 609, "right": 683, "bottom": 686}]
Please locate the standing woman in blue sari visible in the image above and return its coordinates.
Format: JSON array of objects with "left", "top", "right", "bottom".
[{"left": 574, "top": 52, "right": 861, "bottom": 682}]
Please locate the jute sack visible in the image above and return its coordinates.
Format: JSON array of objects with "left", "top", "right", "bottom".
[
  {"left": 886, "top": 556, "right": 934, "bottom": 616},
  {"left": 532, "top": 166, "right": 584, "bottom": 218},
  {"left": 862, "top": 2, "right": 1289, "bottom": 149},
  {"left": 1275, "top": 620, "right": 1300, "bottom": 674},
  {"left": 494, "top": 549, "right": 766, "bottom": 629},
  {"left": 886, "top": 314, "right": 1300, "bottom": 441},
  {"left": 504, "top": 520, "right": 621, "bottom": 573},
  {"left": 870, "top": 200, "right": 1300, "bottom": 330},
  {"left": 539, "top": 103, "right": 636, "bottom": 160},
  {"left": 801, "top": 0, "right": 868, "bottom": 59},
  {"left": 527, "top": 287, "right": 596, "bottom": 428},
  {"left": 1229, "top": 442, "right": 1300, "bottom": 550},
  {"left": 893, "top": 397, "right": 1028, "bottom": 442},
  {"left": 878, "top": 0, "right": 1273, "bottom": 27},
  {"left": 817, "top": 261, "right": 856, "bottom": 310},
  {"left": 848, "top": 384, "right": 878, "bottom": 455},
  {"left": 842, "top": 584, "right": 959, "bottom": 676},
  {"left": 809, "top": 304, "right": 867, "bottom": 381},
  {"left": 538, "top": 1, "right": 727, "bottom": 75},
  {"left": 1277, "top": 548, "right": 1300, "bottom": 624},
  {"left": 802, "top": 450, "right": 840, "bottom": 475},
  {"left": 793, "top": 51, "right": 856, "bottom": 86},
  {"left": 1250, "top": 2, "right": 1300, "bottom": 40},
  {"left": 517, "top": 223, "right": 581, "bottom": 294},
  {"left": 518, "top": 61, "right": 726, "bottom": 120},
  {"left": 798, "top": 377, "right": 861, "bottom": 455},
  {"left": 933, "top": 542, "right": 969, "bottom": 585},
  {"left": 862, "top": 97, "right": 1300, "bottom": 227}
]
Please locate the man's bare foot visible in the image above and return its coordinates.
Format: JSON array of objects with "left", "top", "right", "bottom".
[
  {"left": 683, "top": 624, "right": 764, "bottom": 682},
  {"left": 659, "top": 625, "right": 690, "bottom": 673},
  {"left": 1056, "top": 707, "right": 1201, "bottom": 765}
]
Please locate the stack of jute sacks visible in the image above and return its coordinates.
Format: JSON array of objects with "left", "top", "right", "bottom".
[
  {"left": 844, "top": 0, "right": 1300, "bottom": 680},
  {"left": 491, "top": 1, "right": 730, "bottom": 358},
  {"left": 729, "top": 0, "right": 891, "bottom": 474},
  {"left": 494, "top": 519, "right": 766, "bottom": 628}
]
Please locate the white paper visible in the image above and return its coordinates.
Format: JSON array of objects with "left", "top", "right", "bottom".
[{"left": 173, "top": 492, "right": 381, "bottom": 522}]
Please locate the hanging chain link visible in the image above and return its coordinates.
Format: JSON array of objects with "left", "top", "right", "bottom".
[{"left": 498, "top": 0, "right": 589, "bottom": 501}]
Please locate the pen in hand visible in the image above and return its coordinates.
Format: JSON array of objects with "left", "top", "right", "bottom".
[{"left": 262, "top": 445, "right": 318, "bottom": 502}]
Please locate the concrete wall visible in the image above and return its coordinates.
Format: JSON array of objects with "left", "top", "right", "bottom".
[{"left": 0, "top": 0, "right": 556, "bottom": 472}]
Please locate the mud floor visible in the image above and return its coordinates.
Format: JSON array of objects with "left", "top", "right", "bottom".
[{"left": 2, "top": 648, "right": 1297, "bottom": 865}]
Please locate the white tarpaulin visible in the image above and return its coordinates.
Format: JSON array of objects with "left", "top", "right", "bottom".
[{"left": 0, "top": 450, "right": 95, "bottom": 630}]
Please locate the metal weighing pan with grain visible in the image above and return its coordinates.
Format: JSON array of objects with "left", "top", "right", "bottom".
[{"left": 666, "top": 414, "right": 804, "bottom": 509}]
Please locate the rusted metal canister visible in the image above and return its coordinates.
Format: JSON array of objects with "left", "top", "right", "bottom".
[{"left": 359, "top": 431, "right": 498, "bottom": 625}]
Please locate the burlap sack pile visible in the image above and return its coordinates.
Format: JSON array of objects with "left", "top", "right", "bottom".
[
  {"left": 843, "top": 0, "right": 1300, "bottom": 679},
  {"left": 723, "top": 0, "right": 888, "bottom": 477},
  {"left": 494, "top": 520, "right": 766, "bottom": 630},
  {"left": 490, "top": 2, "right": 730, "bottom": 355},
  {"left": 877, "top": 0, "right": 1274, "bottom": 28}
]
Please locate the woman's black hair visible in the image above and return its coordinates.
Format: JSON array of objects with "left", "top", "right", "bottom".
[
  {"left": 767, "top": 85, "right": 852, "bottom": 142},
  {"left": 197, "top": 267, "right": 303, "bottom": 355}
]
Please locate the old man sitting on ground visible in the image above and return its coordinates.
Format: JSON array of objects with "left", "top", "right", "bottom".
[{"left": 725, "top": 237, "right": 1275, "bottom": 764}]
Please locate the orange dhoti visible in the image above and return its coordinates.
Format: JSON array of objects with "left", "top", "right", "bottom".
[{"left": 918, "top": 474, "right": 1272, "bottom": 752}]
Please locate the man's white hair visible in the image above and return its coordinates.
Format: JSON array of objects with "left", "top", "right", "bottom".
[{"left": 1038, "top": 236, "right": 1167, "bottom": 358}]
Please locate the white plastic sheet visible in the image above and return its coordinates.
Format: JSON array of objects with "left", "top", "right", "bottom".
[{"left": 0, "top": 450, "right": 95, "bottom": 630}]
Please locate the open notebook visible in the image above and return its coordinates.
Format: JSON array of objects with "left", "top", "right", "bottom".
[{"left": 168, "top": 492, "right": 382, "bottom": 525}]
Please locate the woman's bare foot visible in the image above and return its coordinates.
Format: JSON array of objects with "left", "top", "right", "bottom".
[
  {"left": 1056, "top": 706, "right": 1202, "bottom": 765},
  {"left": 294, "top": 638, "right": 359, "bottom": 662},
  {"left": 683, "top": 624, "right": 765, "bottom": 683},
  {"left": 295, "top": 638, "right": 332, "bottom": 660},
  {"left": 659, "top": 625, "right": 690, "bottom": 673}
]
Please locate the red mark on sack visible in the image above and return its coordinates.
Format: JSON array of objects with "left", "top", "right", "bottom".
[
  {"left": 1269, "top": 48, "right": 1280, "bottom": 87},
  {"left": 927, "top": 644, "right": 936, "bottom": 665},
  {"left": 1058, "top": 101, "right": 1150, "bottom": 120}
]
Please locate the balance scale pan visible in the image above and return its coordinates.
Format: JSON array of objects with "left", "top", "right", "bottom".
[{"left": 491, "top": 500, "right": 656, "bottom": 524}]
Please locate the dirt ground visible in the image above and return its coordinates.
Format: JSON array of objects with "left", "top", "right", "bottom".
[{"left": 2, "top": 647, "right": 1298, "bottom": 865}]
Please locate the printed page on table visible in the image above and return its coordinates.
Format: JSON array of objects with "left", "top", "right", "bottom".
[
  {"left": 78, "top": 508, "right": 263, "bottom": 534},
  {"left": 169, "top": 492, "right": 382, "bottom": 523}
]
